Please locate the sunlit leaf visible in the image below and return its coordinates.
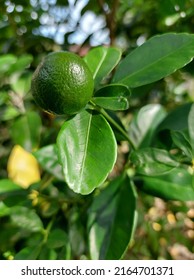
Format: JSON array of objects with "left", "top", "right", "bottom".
[
  {"left": 113, "top": 33, "right": 194, "bottom": 87},
  {"left": 57, "top": 110, "right": 117, "bottom": 194},
  {"left": 84, "top": 46, "right": 121, "bottom": 88}
]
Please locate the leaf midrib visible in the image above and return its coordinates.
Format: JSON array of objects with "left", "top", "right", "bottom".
[
  {"left": 78, "top": 113, "right": 92, "bottom": 191},
  {"left": 118, "top": 37, "right": 194, "bottom": 85}
]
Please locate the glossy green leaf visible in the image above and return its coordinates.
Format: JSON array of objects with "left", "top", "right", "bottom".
[
  {"left": 129, "top": 104, "right": 166, "bottom": 148},
  {"left": 11, "top": 111, "right": 42, "bottom": 151},
  {"left": 92, "top": 96, "right": 129, "bottom": 111},
  {"left": 139, "top": 167, "right": 194, "bottom": 201},
  {"left": 113, "top": 33, "right": 194, "bottom": 88},
  {"left": 92, "top": 84, "right": 130, "bottom": 110},
  {"left": 84, "top": 46, "right": 122, "bottom": 88},
  {"left": 10, "top": 206, "right": 44, "bottom": 232},
  {"left": 34, "top": 144, "right": 64, "bottom": 180},
  {"left": 188, "top": 103, "right": 194, "bottom": 152},
  {"left": 57, "top": 110, "right": 117, "bottom": 194},
  {"left": 171, "top": 130, "right": 193, "bottom": 159},
  {"left": 131, "top": 148, "right": 179, "bottom": 176},
  {"left": 88, "top": 174, "right": 137, "bottom": 260}
]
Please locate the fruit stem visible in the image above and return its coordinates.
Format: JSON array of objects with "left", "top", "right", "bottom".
[{"left": 89, "top": 100, "right": 136, "bottom": 150}]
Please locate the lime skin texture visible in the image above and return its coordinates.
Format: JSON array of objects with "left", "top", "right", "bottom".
[{"left": 31, "top": 51, "right": 94, "bottom": 115}]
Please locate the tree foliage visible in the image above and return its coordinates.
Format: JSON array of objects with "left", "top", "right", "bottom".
[{"left": 1, "top": 0, "right": 194, "bottom": 260}]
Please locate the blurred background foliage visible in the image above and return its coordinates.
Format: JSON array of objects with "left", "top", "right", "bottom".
[{"left": 1, "top": 0, "right": 194, "bottom": 260}]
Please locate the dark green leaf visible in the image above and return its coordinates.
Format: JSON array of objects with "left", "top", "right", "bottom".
[
  {"left": 47, "top": 229, "right": 68, "bottom": 249},
  {"left": 84, "top": 46, "right": 121, "bottom": 88},
  {"left": 11, "top": 111, "right": 42, "bottom": 151},
  {"left": 131, "top": 148, "right": 179, "bottom": 176},
  {"left": 113, "top": 33, "right": 194, "bottom": 87},
  {"left": 88, "top": 174, "right": 137, "bottom": 260},
  {"left": 129, "top": 104, "right": 166, "bottom": 148},
  {"left": 157, "top": 103, "right": 192, "bottom": 132},
  {"left": 92, "top": 84, "right": 130, "bottom": 110},
  {"left": 171, "top": 130, "right": 193, "bottom": 159},
  {"left": 188, "top": 103, "right": 194, "bottom": 152},
  {"left": 57, "top": 110, "right": 117, "bottom": 194},
  {"left": 34, "top": 144, "right": 64, "bottom": 180},
  {"left": 10, "top": 206, "right": 44, "bottom": 232},
  {"left": 138, "top": 167, "right": 194, "bottom": 201},
  {"left": 14, "top": 245, "right": 41, "bottom": 260}
]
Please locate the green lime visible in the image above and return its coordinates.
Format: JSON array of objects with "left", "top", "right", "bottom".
[{"left": 31, "top": 51, "right": 94, "bottom": 115}]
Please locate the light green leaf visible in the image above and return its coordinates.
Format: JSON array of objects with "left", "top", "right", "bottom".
[
  {"left": 11, "top": 111, "right": 42, "bottom": 151},
  {"left": 0, "top": 54, "right": 17, "bottom": 75},
  {"left": 88, "top": 174, "right": 137, "bottom": 260},
  {"left": 57, "top": 110, "right": 117, "bottom": 194},
  {"left": 131, "top": 148, "right": 179, "bottom": 176},
  {"left": 34, "top": 144, "right": 64, "bottom": 180},
  {"left": 113, "top": 33, "right": 194, "bottom": 88},
  {"left": 11, "top": 72, "right": 32, "bottom": 97},
  {"left": 0, "top": 179, "right": 22, "bottom": 195},
  {"left": 129, "top": 104, "right": 166, "bottom": 148},
  {"left": 84, "top": 46, "right": 121, "bottom": 88},
  {"left": 8, "top": 55, "right": 33, "bottom": 74}
]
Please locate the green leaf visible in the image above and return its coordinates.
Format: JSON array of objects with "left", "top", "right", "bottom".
[
  {"left": 47, "top": 229, "right": 68, "bottom": 249},
  {"left": 0, "top": 201, "right": 10, "bottom": 217},
  {"left": 84, "top": 46, "right": 122, "bottom": 88},
  {"left": 11, "top": 111, "right": 42, "bottom": 151},
  {"left": 0, "top": 179, "right": 22, "bottom": 195},
  {"left": 7, "top": 54, "right": 33, "bottom": 74},
  {"left": 171, "top": 130, "right": 193, "bottom": 159},
  {"left": 57, "top": 110, "right": 117, "bottom": 194},
  {"left": 139, "top": 167, "right": 194, "bottom": 201},
  {"left": 158, "top": 103, "right": 192, "bottom": 132},
  {"left": 88, "top": 174, "right": 137, "bottom": 260},
  {"left": 188, "top": 103, "right": 194, "bottom": 152},
  {"left": 11, "top": 72, "right": 32, "bottom": 97},
  {"left": 129, "top": 104, "right": 166, "bottom": 148},
  {"left": 34, "top": 144, "right": 64, "bottom": 180},
  {"left": 14, "top": 245, "right": 41, "bottom": 260},
  {"left": 10, "top": 206, "right": 44, "bottom": 232},
  {"left": 113, "top": 33, "right": 194, "bottom": 88},
  {"left": 131, "top": 148, "right": 179, "bottom": 176},
  {"left": 92, "top": 84, "right": 130, "bottom": 110},
  {"left": 0, "top": 54, "right": 17, "bottom": 75}
]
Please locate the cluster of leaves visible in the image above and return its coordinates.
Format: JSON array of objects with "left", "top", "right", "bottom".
[{"left": 1, "top": 32, "right": 194, "bottom": 260}]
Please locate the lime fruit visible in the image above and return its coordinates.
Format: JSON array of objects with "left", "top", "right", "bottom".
[{"left": 31, "top": 51, "right": 94, "bottom": 115}]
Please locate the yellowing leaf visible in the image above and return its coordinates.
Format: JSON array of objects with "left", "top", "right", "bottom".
[{"left": 7, "top": 145, "right": 40, "bottom": 188}]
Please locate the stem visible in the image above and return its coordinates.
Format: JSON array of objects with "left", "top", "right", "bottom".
[{"left": 90, "top": 101, "right": 136, "bottom": 150}]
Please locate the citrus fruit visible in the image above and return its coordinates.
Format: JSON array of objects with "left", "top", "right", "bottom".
[{"left": 31, "top": 51, "right": 94, "bottom": 115}]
